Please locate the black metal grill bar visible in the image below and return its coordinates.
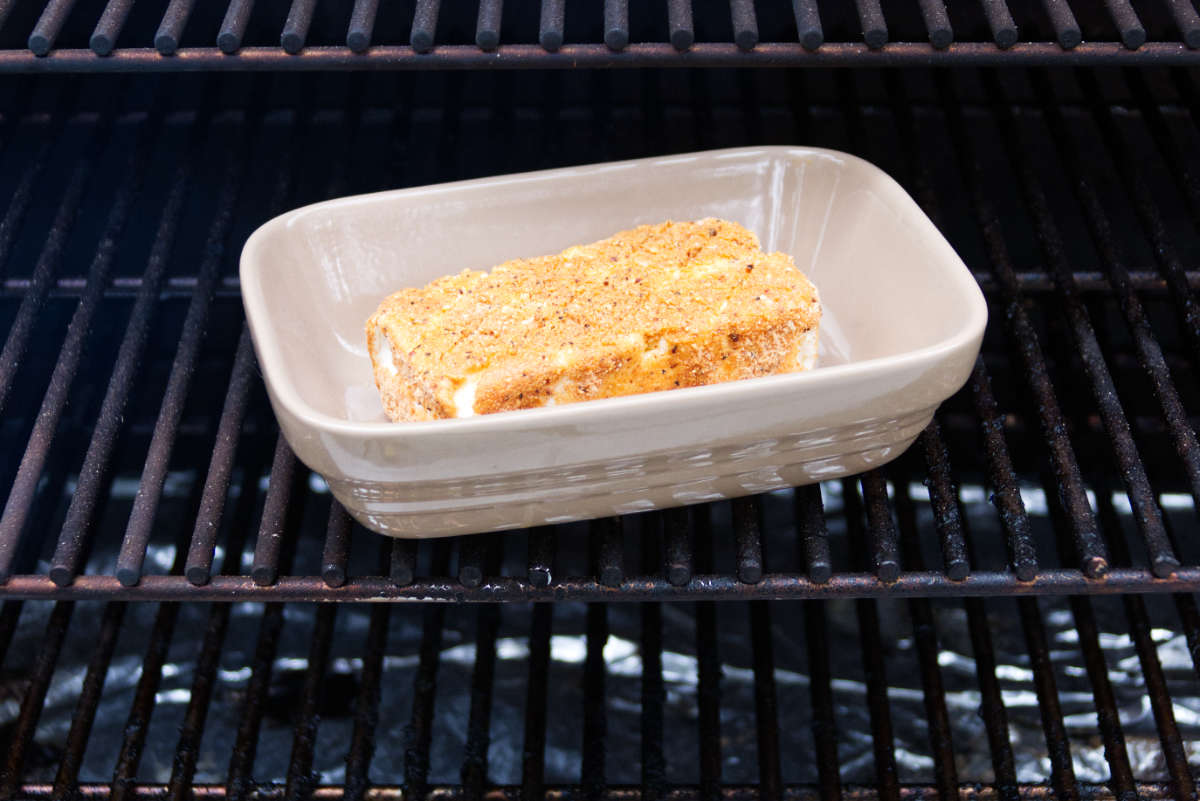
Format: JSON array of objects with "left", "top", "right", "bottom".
[
  {"left": 1067, "top": 595, "right": 1138, "bottom": 798},
  {"left": 390, "top": 539, "right": 417, "bottom": 588},
  {"left": 0, "top": 601, "right": 74, "bottom": 798},
  {"left": 48, "top": 86, "right": 213, "bottom": 587},
  {"left": 987, "top": 70, "right": 1179, "bottom": 578},
  {"left": 526, "top": 527, "right": 554, "bottom": 588},
  {"left": 16, "top": 267, "right": 1200, "bottom": 298},
  {"left": 183, "top": 329, "right": 258, "bottom": 586},
  {"left": 8, "top": 784, "right": 1196, "bottom": 800},
  {"left": 581, "top": 602, "right": 608, "bottom": 801},
  {"left": 405, "top": 543, "right": 450, "bottom": 801},
  {"left": 519, "top": 603, "right": 552, "bottom": 801},
  {"left": 854, "top": 0, "right": 889, "bottom": 48},
  {"left": 2, "top": 0, "right": 1200, "bottom": 62},
  {"left": 791, "top": 0, "right": 824, "bottom": 50},
  {"left": 1104, "top": 0, "right": 1147, "bottom": 48},
  {"left": 603, "top": 0, "right": 628, "bottom": 52},
  {"left": 729, "top": 0, "right": 758, "bottom": 51},
  {"left": 110, "top": 602, "right": 181, "bottom": 801},
  {"left": 0, "top": 600, "right": 22, "bottom": 666},
  {"left": 666, "top": 0, "right": 694, "bottom": 52},
  {"left": 0, "top": 88, "right": 159, "bottom": 580},
  {"left": 90, "top": 0, "right": 135, "bottom": 56},
  {"left": 732, "top": 498, "right": 764, "bottom": 585},
  {"left": 802, "top": 601, "right": 840, "bottom": 801},
  {"left": 1056, "top": 71, "right": 1200, "bottom": 516},
  {"left": 893, "top": 481, "right": 960, "bottom": 801},
  {"left": 692, "top": 519, "right": 722, "bottom": 801},
  {"left": 1095, "top": 492, "right": 1196, "bottom": 801},
  {"left": 859, "top": 473, "right": 902, "bottom": 583},
  {"left": 0, "top": 93, "right": 114, "bottom": 581},
  {"left": 916, "top": 0, "right": 952, "bottom": 48},
  {"left": 980, "top": 0, "right": 1019, "bottom": 47},
  {"left": 27, "top": 0, "right": 74, "bottom": 56},
  {"left": 639, "top": 594, "right": 665, "bottom": 800},
  {"left": 249, "top": 436, "right": 301, "bottom": 587},
  {"left": 538, "top": 0, "right": 565, "bottom": 52},
  {"left": 474, "top": 0, "right": 502, "bottom": 52},
  {"left": 843, "top": 468, "right": 901, "bottom": 801},
  {"left": 166, "top": 603, "right": 234, "bottom": 801},
  {"left": 458, "top": 535, "right": 488, "bottom": 589},
  {"left": 4, "top": 515, "right": 1200, "bottom": 801},
  {"left": 51, "top": 602, "right": 126, "bottom": 799},
  {"left": 594, "top": 519, "right": 624, "bottom": 589},
  {"left": 937, "top": 71, "right": 1109, "bottom": 579},
  {"left": 344, "top": 595, "right": 390, "bottom": 801},
  {"left": 226, "top": 603, "right": 286, "bottom": 801},
  {"left": 284, "top": 603, "right": 338, "bottom": 801},
  {"left": 281, "top": 0, "right": 319, "bottom": 56},
  {"left": 111, "top": 98, "right": 256, "bottom": 587},
  {"left": 321, "top": 503, "right": 353, "bottom": 588},
  {"left": 962, "top": 598, "right": 1020, "bottom": 801},
  {"left": 345, "top": 0, "right": 378, "bottom": 53},
  {"left": 3, "top": 67, "right": 1200, "bottom": 604},
  {"left": 0, "top": 82, "right": 97, "bottom": 420},
  {"left": 1105, "top": 71, "right": 1200, "bottom": 367},
  {"left": 749, "top": 601, "right": 783, "bottom": 801},
  {"left": 462, "top": 603, "right": 500, "bottom": 800},
  {"left": 795, "top": 486, "right": 832, "bottom": 584},
  {"left": 1018, "top": 596, "right": 1080, "bottom": 801},
  {"left": 0, "top": 86, "right": 45, "bottom": 264},
  {"left": 409, "top": 0, "right": 440, "bottom": 54},
  {"left": 662, "top": 509, "right": 691, "bottom": 587},
  {"left": 917, "top": 423, "right": 971, "bottom": 580},
  {"left": 2, "top": 43, "right": 1200, "bottom": 71},
  {"left": 217, "top": 0, "right": 254, "bottom": 55},
  {"left": 0, "top": 568, "right": 1200, "bottom": 601}
]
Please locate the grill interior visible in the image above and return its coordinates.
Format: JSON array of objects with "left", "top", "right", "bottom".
[
  {"left": 2, "top": 591, "right": 1199, "bottom": 799},
  {"left": 2, "top": 7, "right": 1200, "bottom": 797},
  {"left": 2, "top": 67, "right": 1200, "bottom": 600}
]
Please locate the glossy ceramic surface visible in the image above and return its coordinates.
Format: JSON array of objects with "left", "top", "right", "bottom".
[{"left": 240, "top": 147, "right": 987, "bottom": 538}]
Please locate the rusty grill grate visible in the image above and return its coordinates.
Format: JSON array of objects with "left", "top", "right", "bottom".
[
  {"left": 0, "top": 0, "right": 1198, "bottom": 69},
  {"left": 0, "top": 26, "right": 1198, "bottom": 801},
  {"left": 2, "top": 66, "right": 1200, "bottom": 601},
  {"left": 0, "top": 577, "right": 1196, "bottom": 799}
]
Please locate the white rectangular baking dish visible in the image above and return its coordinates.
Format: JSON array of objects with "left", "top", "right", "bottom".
[{"left": 241, "top": 147, "right": 987, "bottom": 538}]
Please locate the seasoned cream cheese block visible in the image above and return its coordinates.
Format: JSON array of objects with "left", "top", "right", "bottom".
[{"left": 367, "top": 219, "right": 821, "bottom": 422}]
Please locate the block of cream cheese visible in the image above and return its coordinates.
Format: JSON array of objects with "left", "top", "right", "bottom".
[{"left": 367, "top": 219, "right": 821, "bottom": 422}]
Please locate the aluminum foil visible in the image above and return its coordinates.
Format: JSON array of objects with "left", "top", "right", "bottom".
[{"left": 2, "top": 479, "right": 1199, "bottom": 788}]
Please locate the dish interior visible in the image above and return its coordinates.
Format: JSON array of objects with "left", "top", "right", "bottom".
[{"left": 246, "top": 148, "right": 973, "bottom": 424}]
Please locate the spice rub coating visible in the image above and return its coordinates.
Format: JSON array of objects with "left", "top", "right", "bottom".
[{"left": 367, "top": 219, "right": 821, "bottom": 421}]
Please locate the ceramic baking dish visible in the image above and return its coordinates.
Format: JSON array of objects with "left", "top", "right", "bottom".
[{"left": 241, "top": 146, "right": 987, "bottom": 538}]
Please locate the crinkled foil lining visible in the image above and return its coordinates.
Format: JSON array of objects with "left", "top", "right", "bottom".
[{"left": 1, "top": 481, "right": 1198, "bottom": 787}]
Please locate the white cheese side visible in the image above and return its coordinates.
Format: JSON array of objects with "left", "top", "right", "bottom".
[
  {"left": 373, "top": 326, "right": 398, "bottom": 376},
  {"left": 795, "top": 326, "right": 819, "bottom": 371},
  {"left": 453, "top": 376, "right": 479, "bottom": 418}
]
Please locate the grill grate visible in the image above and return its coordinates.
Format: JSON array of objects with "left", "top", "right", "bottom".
[
  {"left": 0, "top": 591, "right": 1197, "bottom": 798},
  {"left": 2, "top": 68, "right": 1200, "bottom": 601},
  {"left": 0, "top": 0, "right": 1199, "bottom": 69}
]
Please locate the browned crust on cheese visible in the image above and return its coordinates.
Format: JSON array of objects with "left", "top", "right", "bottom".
[{"left": 368, "top": 219, "right": 821, "bottom": 422}]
